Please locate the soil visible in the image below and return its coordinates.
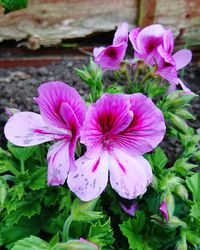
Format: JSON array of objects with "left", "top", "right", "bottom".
[{"left": 0, "top": 51, "right": 200, "bottom": 165}]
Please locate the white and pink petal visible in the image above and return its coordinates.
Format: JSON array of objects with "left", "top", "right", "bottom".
[
  {"left": 47, "top": 141, "right": 70, "bottom": 185},
  {"left": 109, "top": 149, "right": 152, "bottom": 199},
  {"left": 67, "top": 152, "right": 109, "bottom": 201},
  {"left": 4, "top": 112, "right": 54, "bottom": 147}
]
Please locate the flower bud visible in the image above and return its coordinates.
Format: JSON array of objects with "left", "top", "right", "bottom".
[
  {"left": 167, "top": 216, "right": 186, "bottom": 229},
  {"left": 165, "top": 191, "right": 175, "bottom": 218},
  {"left": 169, "top": 113, "right": 188, "bottom": 134},
  {"left": 175, "top": 184, "right": 188, "bottom": 201},
  {"left": 175, "top": 239, "right": 187, "bottom": 250}
]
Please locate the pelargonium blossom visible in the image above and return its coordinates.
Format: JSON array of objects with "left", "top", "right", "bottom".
[
  {"left": 4, "top": 81, "right": 87, "bottom": 185},
  {"left": 159, "top": 200, "right": 169, "bottom": 221},
  {"left": 93, "top": 22, "right": 128, "bottom": 70},
  {"left": 129, "top": 24, "right": 192, "bottom": 91},
  {"left": 68, "top": 93, "right": 166, "bottom": 201}
]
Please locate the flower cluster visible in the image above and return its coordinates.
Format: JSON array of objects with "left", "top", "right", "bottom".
[
  {"left": 5, "top": 80, "right": 165, "bottom": 201},
  {"left": 94, "top": 23, "right": 192, "bottom": 92}
]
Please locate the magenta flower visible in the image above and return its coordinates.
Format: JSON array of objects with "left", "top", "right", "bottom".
[
  {"left": 159, "top": 200, "right": 169, "bottom": 221},
  {"left": 68, "top": 93, "right": 165, "bottom": 201},
  {"left": 120, "top": 202, "right": 138, "bottom": 216},
  {"left": 129, "top": 24, "right": 192, "bottom": 91},
  {"left": 93, "top": 22, "right": 128, "bottom": 70},
  {"left": 4, "top": 82, "right": 87, "bottom": 185}
]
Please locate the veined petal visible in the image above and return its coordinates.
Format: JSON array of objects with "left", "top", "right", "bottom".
[
  {"left": 113, "top": 22, "right": 129, "bottom": 45},
  {"left": 93, "top": 46, "right": 105, "bottom": 57},
  {"left": 129, "top": 27, "right": 141, "bottom": 53},
  {"left": 35, "top": 81, "right": 87, "bottom": 129},
  {"left": 4, "top": 112, "right": 55, "bottom": 146},
  {"left": 47, "top": 141, "right": 70, "bottom": 185},
  {"left": 109, "top": 149, "right": 152, "bottom": 199},
  {"left": 60, "top": 102, "right": 80, "bottom": 137},
  {"left": 172, "top": 49, "right": 192, "bottom": 70},
  {"left": 115, "top": 93, "right": 166, "bottom": 155},
  {"left": 67, "top": 152, "right": 109, "bottom": 201},
  {"left": 163, "top": 30, "right": 174, "bottom": 54},
  {"left": 136, "top": 24, "right": 165, "bottom": 56},
  {"left": 81, "top": 93, "right": 132, "bottom": 152},
  {"left": 94, "top": 43, "right": 127, "bottom": 70}
]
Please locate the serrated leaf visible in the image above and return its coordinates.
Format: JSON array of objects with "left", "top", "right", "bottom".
[
  {"left": 49, "top": 233, "right": 60, "bottom": 248},
  {"left": 190, "top": 203, "right": 200, "bottom": 221},
  {"left": 5, "top": 196, "right": 41, "bottom": 226},
  {"left": 28, "top": 167, "right": 47, "bottom": 190},
  {"left": 87, "top": 218, "right": 114, "bottom": 249},
  {"left": 11, "top": 235, "right": 49, "bottom": 250},
  {"left": 147, "top": 147, "right": 167, "bottom": 173},
  {"left": 8, "top": 142, "right": 36, "bottom": 162},
  {"left": 0, "top": 176, "right": 7, "bottom": 207},
  {"left": 0, "top": 217, "right": 41, "bottom": 248},
  {"left": 71, "top": 198, "right": 103, "bottom": 222},
  {"left": 119, "top": 211, "right": 148, "bottom": 250},
  {"left": 186, "top": 172, "right": 200, "bottom": 202}
]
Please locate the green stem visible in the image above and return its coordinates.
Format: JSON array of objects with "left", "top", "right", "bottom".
[
  {"left": 62, "top": 215, "right": 73, "bottom": 242},
  {"left": 20, "top": 160, "right": 25, "bottom": 173},
  {"left": 38, "top": 144, "right": 45, "bottom": 166},
  {"left": 140, "top": 71, "right": 153, "bottom": 85},
  {"left": 124, "top": 70, "right": 133, "bottom": 93}
]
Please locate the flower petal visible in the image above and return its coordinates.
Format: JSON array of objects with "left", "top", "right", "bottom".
[
  {"left": 113, "top": 22, "right": 128, "bottom": 45},
  {"left": 93, "top": 46, "right": 105, "bottom": 57},
  {"left": 35, "top": 81, "right": 87, "bottom": 129},
  {"left": 4, "top": 112, "right": 54, "bottom": 146},
  {"left": 81, "top": 93, "right": 132, "bottom": 152},
  {"left": 129, "top": 27, "right": 141, "bottom": 53},
  {"left": 94, "top": 43, "right": 127, "bottom": 70},
  {"left": 163, "top": 30, "right": 174, "bottom": 54},
  {"left": 109, "top": 149, "right": 152, "bottom": 199},
  {"left": 115, "top": 93, "right": 166, "bottom": 155},
  {"left": 172, "top": 49, "right": 192, "bottom": 70},
  {"left": 47, "top": 141, "right": 70, "bottom": 185},
  {"left": 67, "top": 152, "right": 109, "bottom": 201}
]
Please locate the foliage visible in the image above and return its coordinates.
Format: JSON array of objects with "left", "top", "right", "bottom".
[{"left": 0, "top": 0, "right": 28, "bottom": 13}]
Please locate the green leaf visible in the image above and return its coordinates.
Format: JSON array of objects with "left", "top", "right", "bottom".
[
  {"left": 1, "top": 0, "right": 28, "bottom": 13},
  {"left": 10, "top": 235, "right": 49, "bottom": 250},
  {"left": 190, "top": 203, "right": 200, "bottom": 221},
  {"left": 119, "top": 211, "right": 148, "bottom": 250},
  {"left": 71, "top": 198, "right": 103, "bottom": 222},
  {"left": 147, "top": 147, "right": 167, "bottom": 173},
  {"left": 5, "top": 194, "right": 41, "bottom": 226},
  {"left": 28, "top": 167, "right": 47, "bottom": 190},
  {"left": 49, "top": 233, "right": 60, "bottom": 248},
  {"left": 8, "top": 142, "right": 36, "bottom": 162},
  {"left": 87, "top": 218, "right": 114, "bottom": 249},
  {"left": 186, "top": 172, "right": 200, "bottom": 202},
  {"left": 0, "top": 176, "right": 7, "bottom": 207}
]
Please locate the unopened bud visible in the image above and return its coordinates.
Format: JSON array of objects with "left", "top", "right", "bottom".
[
  {"left": 169, "top": 113, "right": 188, "bottom": 134},
  {"left": 175, "top": 184, "right": 188, "bottom": 200}
]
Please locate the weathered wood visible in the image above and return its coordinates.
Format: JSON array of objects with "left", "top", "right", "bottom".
[
  {"left": 0, "top": 0, "right": 137, "bottom": 49},
  {"left": 139, "top": 0, "right": 200, "bottom": 44}
]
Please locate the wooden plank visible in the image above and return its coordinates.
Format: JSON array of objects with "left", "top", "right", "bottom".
[
  {"left": 139, "top": 0, "right": 200, "bottom": 44},
  {"left": 0, "top": 0, "right": 137, "bottom": 49}
]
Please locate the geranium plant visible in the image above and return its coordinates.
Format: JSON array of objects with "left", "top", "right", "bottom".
[{"left": 0, "top": 23, "right": 199, "bottom": 250}]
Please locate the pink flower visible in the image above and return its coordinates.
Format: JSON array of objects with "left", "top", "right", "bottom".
[
  {"left": 68, "top": 93, "right": 165, "bottom": 201},
  {"left": 120, "top": 202, "right": 138, "bottom": 216},
  {"left": 129, "top": 24, "right": 192, "bottom": 91},
  {"left": 159, "top": 200, "right": 169, "bottom": 221},
  {"left": 79, "top": 238, "right": 98, "bottom": 249},
  {"left": 4, "top": 82, "right": 87, "bottom": 185},
  {"left": 93, "top": 22, "right": 128, "bottom": 70}
]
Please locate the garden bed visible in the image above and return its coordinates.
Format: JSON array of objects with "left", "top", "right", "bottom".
[{"left": 0, "top": 49, "right": 200, "bottom": 165}]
